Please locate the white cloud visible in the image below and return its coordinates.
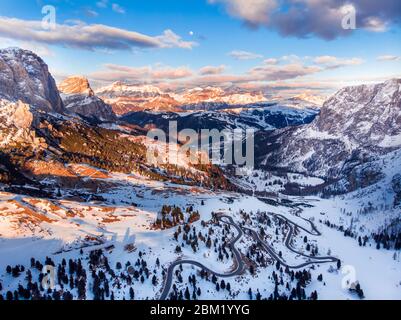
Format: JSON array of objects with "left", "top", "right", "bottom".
[
  {"left": 84, "top": 9, "right": 99, "bottom": 17},
  {"left": 91, "top": 64, "right": 193, "bottom": 82},
  {"left": 209, "top": 0, "right": 277, "bottom": 25},
  {"left": 199, "top": 65, "right": 226, "bottom": 75},
  {"left": 229, "top": 50, "right": 263, "bottom": 60},
  {"left": 112, "top": 3, "right": 126, "bottom": 14},
  {"left": 157, "top": 30, "right": 198, "bottom": 49},
  {"left": 96, "top": 0, "right": 108, "bottom": 8},
  {"left": 0, "top": 17, "right": 197, "bottom": 51},
  {"left": 249, "top": 63, "right": 322, "bottom": 81},
  {"left": 364, "top": 17, "right": 388, "bottom": 32},
  {"left": 377, "top": 55, "right": 400, "bottom": 61},
  {"left": 313, "top": 56, "right": 365, "bottom": 69},
  {"left": 263, "top": 58, "right": 278, "bottom": 65}
]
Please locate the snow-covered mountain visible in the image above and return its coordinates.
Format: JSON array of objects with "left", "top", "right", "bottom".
[
  {"left": 175, "top": 86, "right": 267, "bottom": 106},
  {"left": 95, "top": 82, "right": 182, "bottom": 115},
  {"left": 0, "top": 48, "right": 65, "bottom": 149},
  {"left": 262, "top": 79, "right": 401, "bottom": 188},
  {"left": 0, "top": 48, "right": 64, "bottom": 114},
  {"left": 59, "top": 76, "right": 116, "bottom": 122},
  {"left": 1, "top": 47, "right": 401, "bottom": 301},
  {"left": 95, "top": 82, "right": 268, "bottom": 115}
]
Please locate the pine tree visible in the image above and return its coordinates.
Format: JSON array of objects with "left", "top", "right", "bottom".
[
  {"left": 6, "top": 291, "right": 13, "bottom": 301},
  {"left": 185, "top": 287, "right": 190, "bottom": 300}
]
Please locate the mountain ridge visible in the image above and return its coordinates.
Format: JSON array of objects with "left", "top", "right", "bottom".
[
  {"left": 59, "top": 76, "right": 117, "bottom": 122},
  {"left": 260, "top": 78, "right": 401, "bottom": 192}
]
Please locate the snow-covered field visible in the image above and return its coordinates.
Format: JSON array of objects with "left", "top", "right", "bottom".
[{"left": 0, "top": 166, "right": 400, "bottom": 300}]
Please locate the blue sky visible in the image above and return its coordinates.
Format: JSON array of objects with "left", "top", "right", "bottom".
[{"left": 0, "top": 0, "right": 400, "bottom": 97}]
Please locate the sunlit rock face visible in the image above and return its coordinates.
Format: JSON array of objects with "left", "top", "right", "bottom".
[{"left": 59, "top": 76, "right": 117, "bottom": 122}]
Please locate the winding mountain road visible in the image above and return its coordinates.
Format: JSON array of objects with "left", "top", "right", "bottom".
[
  {"left": 159, "top": 209, "right": 339, "bottom": 300},
  {"left": 159, "top": 215, "right": 245, "bottom": 300}
]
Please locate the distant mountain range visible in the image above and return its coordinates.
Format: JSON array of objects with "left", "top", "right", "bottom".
[{"left": 94, "top": 81, "right": 322, "bottom": 115}]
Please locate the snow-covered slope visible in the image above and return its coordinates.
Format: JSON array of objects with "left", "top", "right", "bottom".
[{"left": 263, "top": 79, "right": 401, "bottom": 181}]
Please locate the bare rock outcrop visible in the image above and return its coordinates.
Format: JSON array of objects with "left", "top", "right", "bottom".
[
  {"left": 59, "top": 76, "right": 116, "bottom": 121},
  {"left": 0, "top": 47, "right": 64, "bottom": 114}
]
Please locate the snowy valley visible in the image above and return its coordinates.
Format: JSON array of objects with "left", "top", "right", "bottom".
[{"left": 0, "top": 48, "right": 400, "bottom": 302}]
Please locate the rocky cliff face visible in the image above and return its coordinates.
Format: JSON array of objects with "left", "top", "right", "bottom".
[
  {"left": 0, "top": 48, "right": 64, "bottom": 114},
  {"left": 0, "top": 99, "right": 46, "bottom": 149},
  {"left": 263, "top": 79, "right": 401, "bottom": 182},
  {"left": 59, "top": 76, "right": 116, "bottom": 121},
  {"left": 58, "top": 76, "right": 94, "bottom": 96}
]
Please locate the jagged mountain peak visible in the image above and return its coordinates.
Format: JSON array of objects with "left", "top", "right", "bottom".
[
  {"left": 0, "top": 47, "right": 64, "bottom": 114},
  {"left": 59, "top": 76, "right": 116, "bottom": 122},
  {"left": 58, "top": 76, "right": 95, "bottom": 96}
]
